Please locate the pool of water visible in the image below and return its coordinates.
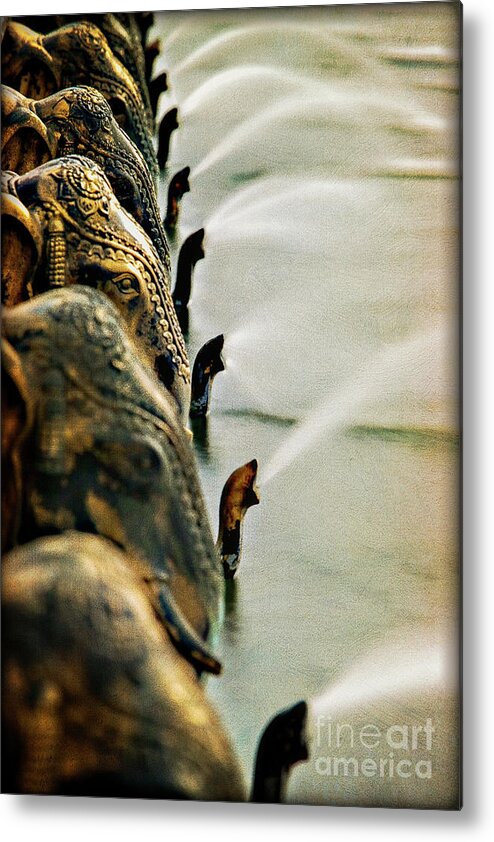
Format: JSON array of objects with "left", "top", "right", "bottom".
[{"left": 152, "top": 2, "right": 460, "bottom": 808}]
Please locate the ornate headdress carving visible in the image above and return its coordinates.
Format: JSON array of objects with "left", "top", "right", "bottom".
[
  {"left": 1, "top": 85, "right": 171, "bottom": 271},
  {"left": 2, "top": 21, "right": 158, "bottom": 182},
  {"left": 6, "top": 157, "right": 189, "bottom": 412}
]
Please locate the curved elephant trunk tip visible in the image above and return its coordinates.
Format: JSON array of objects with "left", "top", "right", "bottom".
[
  {"left": 217, "top": 458, "right": 260, "bottom": 579},
  {"left": 164, "top": 166, "right": 190, "bottom": 233},
  {"left": 173, "top": 228, "right": 206, "bottom": 332},
  {"left": 157, "top": 107, "right": 179, "bottom": 170},
  {"left": 135, "top": 11, "right": 154, "bottom": 46},
  {"left": 251, "top": 700, "right": 309, "bottom": 803},
  {"left": 149, "top": 71, "right": 168, "bottom": 119},
  {"left": 144, "top": 38, "right": 160, "bottom": 86},
  {"left": 189, "top": 333, "right": 224, "bottom": 419}
]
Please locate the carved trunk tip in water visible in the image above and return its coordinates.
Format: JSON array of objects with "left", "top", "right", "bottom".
[
  {"left": 173, "top": 227, "right": 205, "bottom": 334},
  {"left": 149, "top": 71, "right": 168, "bottom": 119},
  {"left": 173, "top": 226, "right": 205, "bottom": 335},
  {"left": 252, "top": 700, "right": 309, "bottom": 803},
  {"left": 157, "top": 107, "right": 179, "bottom": 170},
  {"left": 217, "top": 459, "right": 260, "bottom": 579},
  {"left": 190, "top": 332, "right": 224, "bottom": 419},
  {"left": 134, "top": 11, "right": 154, "bottom": 47},
  {"left": 164, "top": 166, "right": 190, "bottom": 234},
  {"left": 144, "top": 38, "right": 160, "bottom": 86}
]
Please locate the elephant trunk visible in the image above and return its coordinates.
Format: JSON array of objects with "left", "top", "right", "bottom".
[
  {"left": 148, "top": 72, "right": 168, "bottom": 119},
  {"left": 164, "top": 166, "right": 190, "bottom": 233},
  {"left": 189, "top": 334, "right": 224, "bottom": 419},
  {"left": 173, "top": 227, "right": 205, "bottom": 333},
  {"left": 251, "top": 701, "right": 309, "bottom": 803},
  {"left": 144, "top": 38, "right": 160, "bottom": 86},
  {"left": 135, "top": 12, "right": 154, "bottom": 47},
  {"left": 157, "top": 107, "right": 179, "bottom": 170},
  {"left": 216, "top": 459, "right": 260, "bottom": 579}
]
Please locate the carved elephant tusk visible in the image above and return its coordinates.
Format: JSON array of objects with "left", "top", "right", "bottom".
[{"left": 156, "top": 586, "right": 222, "bottom": 676}]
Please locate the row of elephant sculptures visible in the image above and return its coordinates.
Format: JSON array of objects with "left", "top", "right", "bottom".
[{"left": 1, "top": 12, "right": 309, "bottom": 801}]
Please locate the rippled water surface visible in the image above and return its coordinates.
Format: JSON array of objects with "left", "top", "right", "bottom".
[{"left": 153, "top": 2, "right": 460, "bottom": 807}]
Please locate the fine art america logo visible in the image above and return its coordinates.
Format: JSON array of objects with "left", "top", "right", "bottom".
[{"left": 314, "top": 716, "right": 435, "bottom": 780}]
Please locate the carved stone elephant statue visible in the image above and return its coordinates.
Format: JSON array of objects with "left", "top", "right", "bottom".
[
  {"left": 1, "top": 20, "right": 157, "bottom": 181},
  {"left": 2, "top": 155, "right": 190, "bottom": 419},
  {"left": 1, "top": 84, "right": 171, "bottom": 270},
  {"left": 2, "top": 286, "right": 219, "bottom": 674},
  {"left": 10, "top": 13, "right": 153, "bottom": 117},
  {"left": 2, "top": 532, "right": 245, "bottom": 799}
]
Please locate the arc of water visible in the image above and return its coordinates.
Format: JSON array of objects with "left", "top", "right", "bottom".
[
  {"left": 189, "top": 89, "right": 445, "bottom": 181},
  {"left": 261, "top": 320, "right": 452, "bottom": 486},
  {"left": 168, "top": 19, "right": 420, "bottom": 94},
  {"left": 311, "top": 627, "right": 457, "bottom": 719},
  {"left": 171, "top": 23, "right": 360, "bottom": 75},
  {"left": 205, "top": 176, "right": 362, "bottom": 237},
  {"left": 165, "top": 18, "right": 451, "bottom": 120},
  {"left": 180, "top": 63, "right": 318, "bottom": 118}
]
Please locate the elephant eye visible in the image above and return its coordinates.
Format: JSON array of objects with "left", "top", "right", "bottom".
[
  {"left": 113, "top": 274, "right": 140, "bottom": 299},
  {"left": 94, "top": 438, "right": 165, "bottom": 492}
]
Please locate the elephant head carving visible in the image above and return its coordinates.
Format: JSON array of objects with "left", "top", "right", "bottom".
[
  {"left": 2, "top": 85, "right": 171, "bottom": 270},
  {"left": 10, "top": 14, "right": 152, "bottom": 116},
  {"left": 2, "top": 286, "right": 222, "bottom": 673},
  {"left": 2, "top": 155, "right": 190, "bottom": 418},
  {"left": 1, "top": 20, "right": 158, "bottom": 181},
  {"left": 2, "top": 532, "right": 245, "bottom": 798},
  {"left": 2, "top": 534, "right": 307, "bottom": 799},
  {"left": 1, "top": 85, "right": 52, "bottom": 173}
]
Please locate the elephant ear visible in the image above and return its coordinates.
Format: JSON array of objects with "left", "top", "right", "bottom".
[
  {"left": 1, "top": 22, "right": 57, "bottom": 100},
  {"left": 1, "top": 338, "right": 35, "bottom": 552},
  {"left": 1, "top": 190, "right": 42, "bottom": 305},
  {"left": 1, "top": 88, "right": 53, "bottom": 175}
]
